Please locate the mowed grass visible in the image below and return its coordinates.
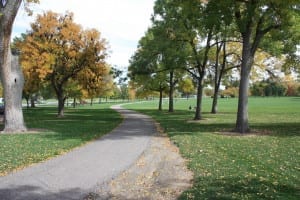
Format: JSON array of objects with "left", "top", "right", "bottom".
[
  {"left": 125, "top": 97, "right": 300, "bottom": 200},
  {"left": 0, "top": 103, "right": 122, "bottom": 175}
]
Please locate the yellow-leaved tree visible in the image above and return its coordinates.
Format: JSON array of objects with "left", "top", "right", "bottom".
[
  {"left": 76, "top": 29, "right": 113, "bottom": 105},
  {"left": 17, "top": 11, "right": 109, "bottom": 117}
]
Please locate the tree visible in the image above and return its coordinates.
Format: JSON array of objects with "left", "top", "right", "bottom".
[
  {"left": 78, "top": 63, "right": 111, "bottom": 106},
  {"left": 18, "top": 11, "right": 109, "bottom": 117},
  {"left": 130, "top": 70, "right": 169, "bottom": 111},
  {"left": 205, "top": 0, "right": 300, "bottom": 133},
  {"left": 232, "top": 0, "right": 299, "bottom": 133},
  {"left": 0, "top": 0, "right": 38, "bottom": 132},
  {"left": 153, "top": 0, "right": 215, "bottom": 119},
  {"left": 129, "top": 29, "right": 168, "bottom": 110},
  {"left": 129, "top": 24, "right": 186, "bottom": 112}
]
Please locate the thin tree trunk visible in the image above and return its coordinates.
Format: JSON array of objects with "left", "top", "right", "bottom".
[
  {"left": 211, "top": 87, "right": 219, "bottom": 114},
  {"left": 73, "top": 98, "right": 76, "bottom": 108},
  {"left": 90, "top": 98, "right": 93, "bottom": 106},
  {"left": 168, "top": 71, "right": 174, "bottom": 112},
  {"left": 25, "top": 96, "right": 29, "bottom": 109},
  {"left": 194, "top": 78, "right": 204, "bottom": 120},
  {"left": 158, "top": 88, "right": 163, "bottom": 111},
  {"left": 212, "top": 42, "right": 226, "bottom": 114},
  {"left": 211, "top": 43, "right": 221, "bottom": 114},
  {"left": 30, "top": 96, "right": 36, "bottom": 108}
]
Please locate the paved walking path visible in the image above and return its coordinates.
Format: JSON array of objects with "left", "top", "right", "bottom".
[{"left": 0, "top": 105, "right": 156, "bottom": 200}]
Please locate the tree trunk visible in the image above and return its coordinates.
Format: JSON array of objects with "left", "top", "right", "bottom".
[
  {"left": 211, "top": 43, "right": 221, "bottom": 114},
  {"left": 90, "top": 98, "right": 93, "bottom": 106},
  {"left": 211, "top": 65, "right": 219, "bottom": 114},
  {"left": 211, "top": 42, "right": 226, "bottom": 114},
  {"left": 0, "top": 0, "right": 25, "bottom": 133},
  {"left": 1, "top": 53, "right": 27, "bottom": 132},
  {"left": 235, "top": 37, "right": 253, "bottom": 133},
  {"left": 30, "top": 96, "right": 36, "bottom": 108},
  {"left": 56, "top": 89, "right": 66, "bottom": 117},
  {"left": 211, "top": 87, "right": 218, "bottom": 114},
  {"left": 158, "top": 88, "right": 163, "bottom": 111},
  {"left": 194, "top": 77, "right": 204, "bottom": 120},
  {"left": 25, "top": 96, "right": 29, "bottom": 109},
  {"left": 73, "top": 98, "right": 76, "bottom": 108},
  {"left": 168, "top": 71, "right": 174, "bottom": 112}
]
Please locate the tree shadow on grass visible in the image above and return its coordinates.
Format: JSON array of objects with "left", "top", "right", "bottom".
[
  {"left": 289, "top": 97, "right": 300, "bottom": 101},
  {"left": 21, "top": 107, "right": 122, "bottom": 141},
  {"left": 134, "top": 109, "right": 300, "bottom": 138},
  {"left": 179, "top": 176, "right": 299, "bottom": 200}
]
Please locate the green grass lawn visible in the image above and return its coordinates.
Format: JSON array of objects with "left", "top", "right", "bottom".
[
  {"left": 0, "top": 103, "right": 122, "bottom": 176},
  {"left": 124, "top": 97, "right": 300, "bottom": 200}
]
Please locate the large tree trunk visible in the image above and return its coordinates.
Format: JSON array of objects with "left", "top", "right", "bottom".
[
  {"left": 168, "top": 71, "right": 174, "bottom": 112},
  {"left": 235, "top": 36, "right": 253, "bottom": 133},
  {"left": 1, "top": 53, "right": 27, "bottom": 132},
  {"left": 0, "top": 0, "right": 25, "bottom": 133}
]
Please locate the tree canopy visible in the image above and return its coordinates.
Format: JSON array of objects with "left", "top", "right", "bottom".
[
  {"left": 129, "top": 0, "right": 300, "bottom": 133},
  {"left": 16, "top": 11, "right": 110, "bottom": 116}
]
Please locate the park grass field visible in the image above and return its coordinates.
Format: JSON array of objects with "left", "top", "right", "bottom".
[
  {"left": 125, "top": 97, "right": 300, "bottom": 200},
  {"left": 0, "top": 103, "right": 122, "bottom": 176}
]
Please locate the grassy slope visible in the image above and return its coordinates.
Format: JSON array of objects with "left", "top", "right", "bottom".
[
  {"left": 0, "top": 103, "right": 122, "bottom": 175},
  {"left": 125, "top": 97, "right": 300, "bottom": 200}
]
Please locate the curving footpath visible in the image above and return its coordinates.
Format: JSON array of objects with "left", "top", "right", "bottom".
[{"left": 0, "top": 105, "right": 156, "bottom": 200}]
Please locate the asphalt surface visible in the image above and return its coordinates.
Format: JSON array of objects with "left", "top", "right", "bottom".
[{"left": 0, "top": 105, "right": 156, "bottom": 200}]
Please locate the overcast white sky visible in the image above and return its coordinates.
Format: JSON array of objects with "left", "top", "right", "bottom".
[{"left": 12, "top": 0, "right": 155, "bottom": 69}]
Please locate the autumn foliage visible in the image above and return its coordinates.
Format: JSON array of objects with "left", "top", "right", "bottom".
[{"left": 17, "top": 11, "right": 111, "bottom": 116}]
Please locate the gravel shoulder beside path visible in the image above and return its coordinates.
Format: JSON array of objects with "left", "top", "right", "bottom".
[{"left": 88, "top": 113, "right": 193, "bottom": 200}]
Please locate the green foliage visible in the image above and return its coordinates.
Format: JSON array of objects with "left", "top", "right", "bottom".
[
  {"left": 251, "top": 80, "right": 287, "bottom": 97},
  {"left": 0, "top": 104, "right": 122, "bottom": 175},
  {"left": 125, "top": 97, "right": 300, "bottom": 200}
]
